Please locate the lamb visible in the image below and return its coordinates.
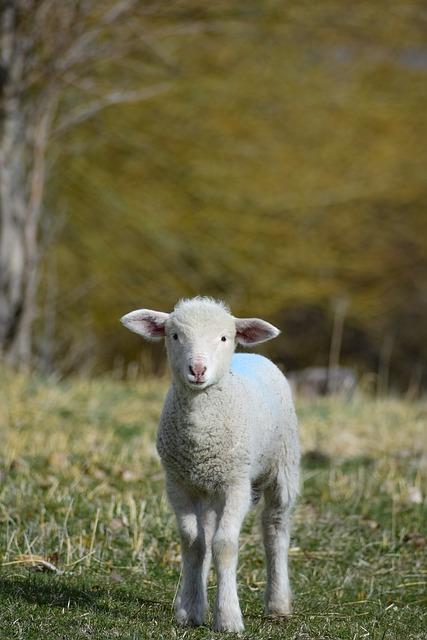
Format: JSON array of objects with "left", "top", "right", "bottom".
[{"left": 121, "top": 296, "right": 300, "bottom": 633}]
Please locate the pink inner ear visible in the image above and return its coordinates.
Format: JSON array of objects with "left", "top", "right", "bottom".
[
  {"left": 235, "top": 317, "right": 279, "bottom": 344},
  {"left": 145, "top": 317, "right": 166, "bottom": 337},
  {"left": 237, "top": 325, "right": 261, "bottom": 343}
]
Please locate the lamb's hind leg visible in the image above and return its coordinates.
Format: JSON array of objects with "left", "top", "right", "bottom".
[
  {"left": 262, "top": 469, "right": 296, "bottom": 617},
  {"left": 167, "top": 479, "right": 215, "bottom": 627}
]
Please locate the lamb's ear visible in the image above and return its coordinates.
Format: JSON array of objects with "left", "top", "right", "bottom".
[
  {"left": 234, "top": 317, "right": 280, "bottom": 346},
  {"left": 120, "top": 309, "right": 169, "bottom": 341}
]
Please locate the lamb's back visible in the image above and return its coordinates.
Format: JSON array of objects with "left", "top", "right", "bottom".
[
  {"left": 231, "top": 353, "right": 298, "bottom": 480},
  {"left": 231, "top": 353, "right": 292, "bottom": 407}
]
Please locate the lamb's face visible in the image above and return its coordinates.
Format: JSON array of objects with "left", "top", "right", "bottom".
[
  {"left": 121, "top": 297, "right": 280, "bottom": 392},
  {"left": 165, "top": 305, "right": 236, "bottom": 390}
]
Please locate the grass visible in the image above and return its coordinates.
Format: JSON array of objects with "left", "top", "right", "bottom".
[{"left": 0, "top": 370, "right": 426, "bottom": 639}]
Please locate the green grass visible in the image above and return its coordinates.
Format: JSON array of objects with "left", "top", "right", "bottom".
[{"left": 0, "top": 371, "right": 426, "bottom": 639}]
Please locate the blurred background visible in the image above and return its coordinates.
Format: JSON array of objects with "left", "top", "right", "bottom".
[{"left": 1, "top": 0, "right": 426, "bottom": 391}]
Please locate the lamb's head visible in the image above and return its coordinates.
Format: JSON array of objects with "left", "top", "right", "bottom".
[{"left": 121, "top": 296, "right": 280, "bottom": 390}]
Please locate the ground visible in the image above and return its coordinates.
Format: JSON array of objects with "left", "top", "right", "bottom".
[{"left": 0, "top": 371, "right": 426, "bottom": 639}]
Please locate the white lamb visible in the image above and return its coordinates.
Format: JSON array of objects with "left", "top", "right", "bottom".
[{"left": 121, "top": 297, "right": 300, "bottom": 633}]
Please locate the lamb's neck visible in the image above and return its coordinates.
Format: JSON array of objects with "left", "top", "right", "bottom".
[{"left": 171, "top": 375, "right": 232, "bottom": 422}]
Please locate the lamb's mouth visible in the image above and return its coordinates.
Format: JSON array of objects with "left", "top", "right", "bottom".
[{"left": 187, "top": 378, "right": 209, "bottom": 389}]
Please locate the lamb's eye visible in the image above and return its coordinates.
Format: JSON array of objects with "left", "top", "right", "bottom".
[
  {"left": 173, "top": 333, "right": 178, "bottom": 340},
  {"left": 221, "top": 336, "right": 227, "bottom": 342}
]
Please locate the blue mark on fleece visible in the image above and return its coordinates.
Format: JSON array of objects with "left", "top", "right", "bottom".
[
  {"left": 231, "top": 353, "right": 283, "bottom": 409},
  {"left": 231, "top": 353, "right": 273, "bottom": 380}
]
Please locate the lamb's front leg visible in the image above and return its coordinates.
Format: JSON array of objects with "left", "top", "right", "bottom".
[
  {"left": 212, "top": 483, "right": 251, "bottom": 633},
  {"left": 167, "top": 480, "right": 215, "bottom": 627}
]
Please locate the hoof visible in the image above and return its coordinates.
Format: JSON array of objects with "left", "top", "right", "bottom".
[
  {"left": 265, "top": 596, "right": 292, "bottom": 618},
  {"left": 175, "top": 606, "right": 205, "bottom": 627},
  {"left": 213, "top": 612, "right": 244, "bottom": 633}
]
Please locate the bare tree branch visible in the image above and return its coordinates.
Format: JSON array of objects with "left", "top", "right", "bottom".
[
  {"left": 52, "top": 81, "right": 174, "bottom": 137},
  {"left": 101, "top": 0, "right": 140, "bottom": 25}
]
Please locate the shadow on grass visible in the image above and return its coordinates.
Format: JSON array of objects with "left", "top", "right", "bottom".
[
  {"left": 302, "top": 451, "right": 375, "bottom": 471},
  {"left": 0, "top": 574, "right": 170, "bottom": 616}
]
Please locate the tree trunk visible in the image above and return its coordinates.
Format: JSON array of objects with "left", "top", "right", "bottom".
[
  {"left": 0, "top": 137, "right": 32, "bottom": 365},
  {"left": 0, "top": 3, "right": 51, "bottom": 366},
  {"left": 1, "top": 6, "right": 25, "bottom": 363},
  {"left": 0, "top": 0, "right": 178, "bottom": 367}
]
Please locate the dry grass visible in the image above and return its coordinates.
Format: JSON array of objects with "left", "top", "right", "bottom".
[{"left": 0, "top": 370, "right": 426, "bottom": 639}]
